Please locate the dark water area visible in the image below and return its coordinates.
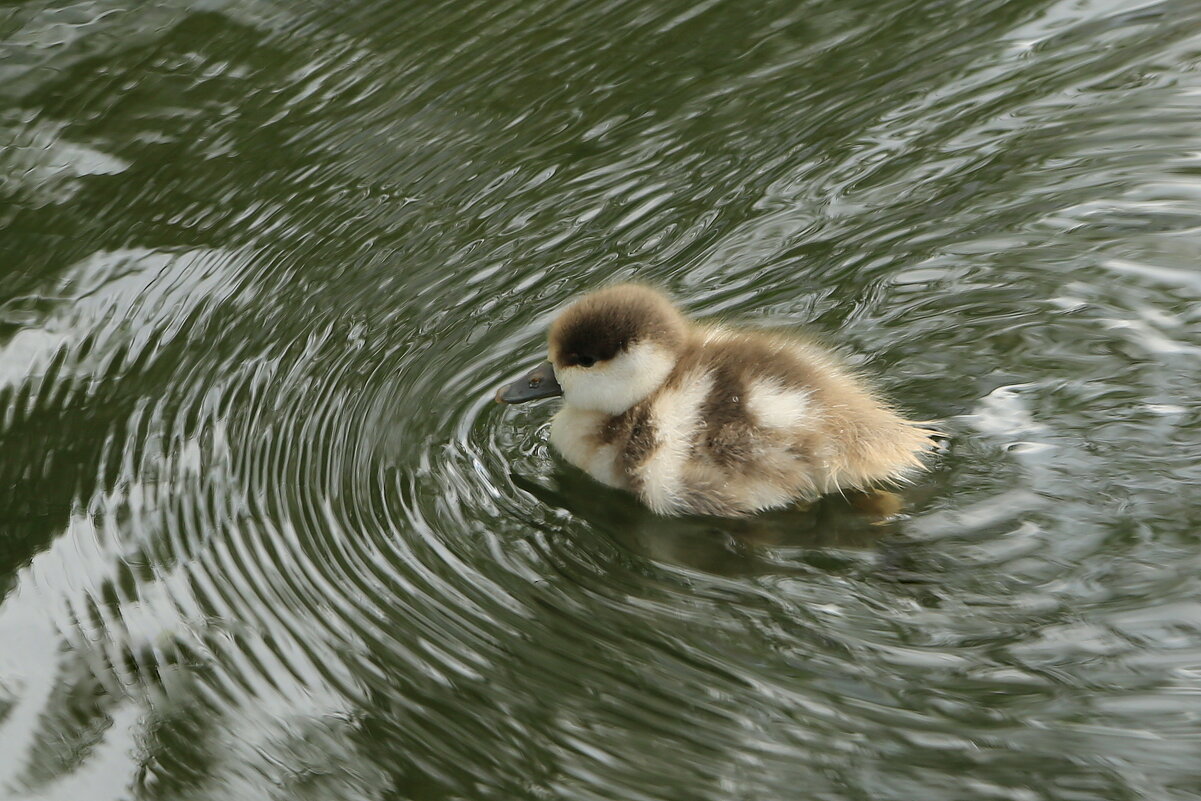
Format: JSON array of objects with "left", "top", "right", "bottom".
[{"left": 3, "top": 0, "right": 1201, "bottom": 799}]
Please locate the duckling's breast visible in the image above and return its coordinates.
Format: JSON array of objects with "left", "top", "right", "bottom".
[
  {"left": 549, "top": 406, "right": 625, "bottom": 488},
  {"left": 633, "top": 371, "right": 713, "bottom": 515}
]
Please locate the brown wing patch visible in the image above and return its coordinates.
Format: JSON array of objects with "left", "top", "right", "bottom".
[{"left": 669, "top": 332, "right": 825, "bottom": 469}]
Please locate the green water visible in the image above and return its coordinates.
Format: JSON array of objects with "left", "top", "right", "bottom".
[{"left": 3, "top": 1, "right": 1201, "bottom": 799}]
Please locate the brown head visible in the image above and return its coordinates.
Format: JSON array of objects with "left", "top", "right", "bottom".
[{"left": 496, "top": 284, "right": 688, "bottom": 413}]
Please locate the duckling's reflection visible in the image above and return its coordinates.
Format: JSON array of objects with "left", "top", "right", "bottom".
[{"left": 514, "top": 465, "right": 906, "bottom": 577}]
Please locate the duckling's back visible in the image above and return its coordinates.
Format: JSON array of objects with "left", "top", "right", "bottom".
[{"left": 627, "top": 327, "right": 933, "bottom": 517}]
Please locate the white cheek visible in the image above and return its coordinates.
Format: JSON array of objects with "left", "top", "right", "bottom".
[{"left": 557, "top": 343, "right": 675, "bottom": 415}]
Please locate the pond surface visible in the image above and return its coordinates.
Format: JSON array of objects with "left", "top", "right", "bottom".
[{"left": 3, "top": 1, "right": 1201, "bottom": 799}]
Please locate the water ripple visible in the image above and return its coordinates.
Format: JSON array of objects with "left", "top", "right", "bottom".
[{"left": 3, "top": 0, "right": 1201, "bottom": 799}]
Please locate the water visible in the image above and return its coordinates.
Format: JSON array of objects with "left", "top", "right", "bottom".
[{"left": 2, "top": 0, "right": 1201, "bottom": 798}]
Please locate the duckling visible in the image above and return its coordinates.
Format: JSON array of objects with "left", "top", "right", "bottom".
[{"left": 496, "top": 284, "right": 935, "bottom": 518}]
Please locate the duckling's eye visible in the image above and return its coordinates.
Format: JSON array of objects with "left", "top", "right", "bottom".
[{"left": 576, "top": 355, "right": 596, "bottom": 368}]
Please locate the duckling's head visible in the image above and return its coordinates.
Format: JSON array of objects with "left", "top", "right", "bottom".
[
  {"left": 550, "top": 284, "right": 687, "bottom": 413},
  {"left": 497, "top": 284, "right": 687, "bottom": 414}
]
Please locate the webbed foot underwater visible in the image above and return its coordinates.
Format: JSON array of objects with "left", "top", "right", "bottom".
[{"left": 497, "top": 284, "right": 935, "bottom": 518}]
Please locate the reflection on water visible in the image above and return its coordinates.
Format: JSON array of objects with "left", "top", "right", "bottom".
[
  {"left": 517, "top": 466, "right": 918, "bottom": 577},
  {"left": 3, "top": 0, "right": 1201, "bottom": 799}
]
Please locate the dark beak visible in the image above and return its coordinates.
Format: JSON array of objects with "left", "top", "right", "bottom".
[{"left": 495, "top": 360, "right": 563, "bottom": 404}]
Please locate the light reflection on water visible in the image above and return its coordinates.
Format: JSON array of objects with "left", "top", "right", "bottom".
[{"left": 2, "top": 0, "right": 1201, "bottom": 799}]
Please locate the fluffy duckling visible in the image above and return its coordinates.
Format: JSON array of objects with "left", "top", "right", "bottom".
[{"left": 497, "top": 284, "right": 934, "bottom": 518}]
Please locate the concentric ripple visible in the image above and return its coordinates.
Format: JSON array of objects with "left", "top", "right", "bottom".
[{"left": 3, "top": 0, "right": 1201, "bottom": 799}]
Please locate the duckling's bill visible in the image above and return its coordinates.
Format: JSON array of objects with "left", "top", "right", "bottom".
[{"left": 496, "top": 360, "right": 563, "bottom": 404}]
